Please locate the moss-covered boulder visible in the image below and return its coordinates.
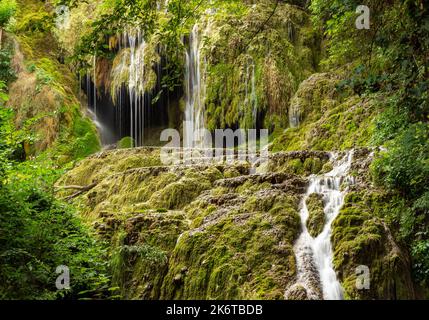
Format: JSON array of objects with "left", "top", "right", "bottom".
[
  {"left": 332, "top": 191, "right": 416, "bottom": 300},
  {"left": 306, "top": 193, "right": 325, "bottom": 238},
  {"left": 266, "top": 151, "right": 329, "bottom": 176},
  {"left": 271, "top": 72, "right": 376, "bottom": 152}
]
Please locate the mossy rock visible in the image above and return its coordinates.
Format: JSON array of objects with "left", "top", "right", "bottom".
[
  {"left": 321, "top": 161, "right": 333, "bottom": 173},
  {"left": 224, "top": 167, "right": 241, "bottom": 179},
  {"left": 118, "top": 136, "right": 135, "bottom": 149},
  {"left": 331, "top": 191, "right": 416, "bottom": 300},
  {"left": 306, "top": 193, "right": 325, "bottom": 238},
  {"left": 303, "top": 157, "right": 323, "bottom": 174},
  {"left": 286, "top": 284, "right": 308, "bottom": 300},
  {"left": 286, "top": 159, "right": 304, "bottom": 175}
]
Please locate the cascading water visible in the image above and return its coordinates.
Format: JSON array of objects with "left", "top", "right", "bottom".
[
  {"left": 184, "top": 24, "right": 207, "bottom": 149},
  {"left": 126, "top": 28, "right": 146, "bottom": 147},
  {"left": 93, "top": 54, "right": 97, "bottom": 117},
  {"left": 289, "top": 102, "right": 301, "bottom": 128},
  {"left": 243, "top": 58, "right": 258, "bottom": 129},
  {"left": 285, "top": 150, "right": 355, "bottom": 300}
]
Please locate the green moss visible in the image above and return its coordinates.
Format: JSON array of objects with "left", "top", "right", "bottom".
[
  {"left": 303, "top": 157, "right": 322, "bottom": 174},
  {"left": 108, "top": 211, "right": 188, "bottom": 299},
  {"left": 271, "top": 72, "right": 377, "bottom": 152},
  {"left": 287, "top": 159, "right": 304, "bottom": 175},
  {"left": 161, "top": 200, "right": 300, "bottom": 299},
  {"left": 203, "top": 3, "right": 316, "bottom": 132},
  {"left": 58, "top": 145, "right": 308, "bottom": 299},
  {"left": 16, "top": 9, "right": 53, "bottom": 33},
  {"left": 236, "top": 180, "right": 271, "bottom": 195},
  {"left": 306, "top": 193, "right": 325, "bottom": 238},
  {"left": 118, "top": 136, "right": 134, "bottom": 149},
  {"left": 149, "top": 175, "right": 212, "bottom": 210},
  {"left": 331, "top": 191, "right": 415, "bottom": 300},
  {"left": 68, "top": 106, "right": 101, "bottom": 159},
  {"left": 224, "top": 167, "right": 241, "bottom": 178},
  {"left": 321, "top": 161, "right": 333, "bottom": 173}
]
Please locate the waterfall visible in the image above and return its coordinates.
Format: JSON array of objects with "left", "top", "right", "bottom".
[
  {"left": 86, "top": 108, "right": 112, "bottom": 146},
  {"left": 242, "top": 58, "right": 258, "bottom": 129},
  {"left": 93, "top": 53, "right": 97, "bottom": 118},
  {"left": 285, "top": 150, "right": 355, "bottom": 300},
  {"left": 244, "top": 59, "right": 258, "bottom": 129},
  {"left": 184, "top": 24, "right": 207, "bottom": 149},
  {"left": 127, "top": 29, "right": 146, "bottom": 147},
  {"left": 289, "top": 103, "right": 301, "bottom": 128}
]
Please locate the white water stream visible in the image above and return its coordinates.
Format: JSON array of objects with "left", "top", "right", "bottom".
[
  {"left": 184, "top": 24, "right": 207, "bottom": 149},
  {"left": 286, "top": 150, "right": 355, "bottom": 300},
  {"left": 126, "top": 29, "right": 146, "bottom": 147}
]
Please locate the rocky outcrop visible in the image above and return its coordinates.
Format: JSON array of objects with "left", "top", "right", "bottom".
[
  {"left": 306, "top": 193, "right": 325, "bottom": 238},
  {"left": 331, "top": 148, "right": 417, "bottom": 299},
  {"left": 56, "top": 147, "right": 417, "bottom": 300}
]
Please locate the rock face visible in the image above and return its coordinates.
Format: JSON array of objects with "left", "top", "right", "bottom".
[
  {"left": 56, "top": 148, "right": 332, "bottom": 299},
  {"left": 331, "top": 149, "right": 416, "bottom": 299},
  {"left": 271, "top": 72, "right": 376, "bottom": 152},
  {"left": 57, "top": 147, "right": 417, "bottom": 300}
]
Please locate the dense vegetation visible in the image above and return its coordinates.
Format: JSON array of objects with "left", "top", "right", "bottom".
[{"left": 0, "top": 0, "right": 110, "bottom": 299}]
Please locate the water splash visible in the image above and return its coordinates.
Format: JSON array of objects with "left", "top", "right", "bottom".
[
  {"left": 286, "top": 150, "right": 355, "bottom": 300},
  {"left": 87, "top": 108, "right": 113, "bottom": 147}
]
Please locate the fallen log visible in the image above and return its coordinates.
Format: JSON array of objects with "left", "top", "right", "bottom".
[{"left": 57, "top": 182, "right": 97, "bottom": 201}]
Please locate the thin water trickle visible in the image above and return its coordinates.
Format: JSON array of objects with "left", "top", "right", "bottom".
[
  {"left": 243, "top": 58, "right": 258, "bottom": 129},
  {"left": 87, "top": 108, "right": 112, "bottom": 147},
  {"left": 289, "top": 102, "right": 300, "bottom": 128},
  {"left": 93, "top": 54, "right": 97, "bottom": 118}
]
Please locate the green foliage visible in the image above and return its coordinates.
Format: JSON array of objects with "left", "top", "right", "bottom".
[
  {"left": 0, "top": 86, "right": 29, "bottom": 162},
  {"left": 411, "top": 192, "right": 429, "bottom": 284},
  {"left": 16, "top": 10, "right": 53, "bottom": 33},
  {"left": 0, "top": 185, "right": 111, "bottom": 299},
  {"left": 0, "top": 47, "right": 16, "bottom": 83},
  {"left": 0, "top": 85, "right": 111, "bottom": 299},
  {"left": 371, "top": 122, "right": 429, "bottom": 286},
  {"left": 372, "top": 123, "right": 429, "bottom": 198},
  {"left": 0, "top": 0, "right": 16, "bottom": 28}
]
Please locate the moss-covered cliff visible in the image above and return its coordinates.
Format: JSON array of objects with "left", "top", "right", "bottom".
[{"left": 6, "top": 0, "right": 100, "bottom": 161}]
